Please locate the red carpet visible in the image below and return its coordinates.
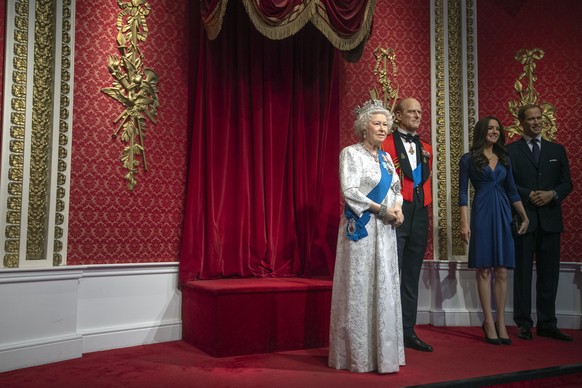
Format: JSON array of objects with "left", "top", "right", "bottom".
[{"left": 1, "top": 325, "right": 581, "bottom": 387}]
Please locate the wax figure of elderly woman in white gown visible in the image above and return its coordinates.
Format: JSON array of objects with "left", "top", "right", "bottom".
[{"left": 328, "top": 100, "right": 405, "bottom": 373}]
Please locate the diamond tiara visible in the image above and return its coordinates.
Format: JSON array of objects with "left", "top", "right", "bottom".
[{"left": 354, "top": 99, "right": 390, "bottom": 119}]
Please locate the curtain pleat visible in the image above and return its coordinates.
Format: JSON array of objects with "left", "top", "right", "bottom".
[
  {"left": 200, "top": 0, "right": 375, "bottom": 51},
  {"left": 179, "top": 1, "right": 340, "bottom": 283},
  {"left": 200, "top": 0, "right": 230, "bottom": 39}
]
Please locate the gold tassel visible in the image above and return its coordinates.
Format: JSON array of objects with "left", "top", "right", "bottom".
[{"left": 206, "top": 0, "right": 377, "bottom": 51}]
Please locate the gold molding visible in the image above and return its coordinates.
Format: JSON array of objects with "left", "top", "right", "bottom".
[
  {"left": 448, "top": 0, "right": 464, "bottom": 257},
  {"left": 2, "top": 0, "right": 74, "bottom": 268},
  {"left": 466, "top": 0, "right": 476, "bottom": 146},
  {"left": 26, "top": 0, "right": 55, "bottom": 261},
  {"left": 432, "top": 0, "right": 476, "bottom": 260},
  {"left": 101, "top": 0, "right": 159, "bottom": 191},
  {"left": 505, "top": 48, "right": 557, "bottom": 141},
  {"left": 3, "top": 0, "right": 29, "bottom": 268},
  {"left": 434, "top": 0, "right": 448, "bottom": 260},
  {"left": 461, "top": 0, "right": 477, "bottom": 259},
  {"left": 53, "top": 0, "right": 73, "bottom": 266}
]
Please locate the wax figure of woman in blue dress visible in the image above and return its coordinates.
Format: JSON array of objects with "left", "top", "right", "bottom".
[
  {"left": 329, "top": 100, "right": 405, "bottom": 373},
  {"left": 459, "top": 116, "right": 529, "bottom": 345}
]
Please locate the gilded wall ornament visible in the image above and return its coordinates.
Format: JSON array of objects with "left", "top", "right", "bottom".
[
  {"left": 506, "top": 48, "right": 557, "bottom": 141},
  {"left": 369, "top": 46, "right": 399, "bottom": 115},
  {"left": 101, "top": 0, "right": 159, "bottom": 190}
]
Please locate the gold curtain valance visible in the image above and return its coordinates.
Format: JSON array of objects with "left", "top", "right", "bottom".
[{"left": 201, "top": 0, "right": 376, "bottom": 52}]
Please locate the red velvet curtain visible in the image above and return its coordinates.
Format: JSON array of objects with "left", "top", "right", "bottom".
[
  {"left": 201, "top": 0, "right": 375, "bottom": 51},
  {"left": 179, "top": 2, "right": 340, "bottom": 282}
]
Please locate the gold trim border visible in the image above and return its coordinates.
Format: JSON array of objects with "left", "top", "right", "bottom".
[
  {"left": 461, "top": 0, "right": 477, "bottom": 258},
  {"left": 53, "top": 0, "right": 73, "bottom": 266},
  {"left": 3, "top": 0, "right": 29, "bottom": 268},
  {"left": 434, "top": 0, "right": 447, "bottom": 259},
  {"left": 26, "top": 0, "right": 55, "bottom": 261},
  {"left": 448, "top": 0, "right": 464, "bottom": 256},
  {"left": 466, "top": 0, "right": 477, "bottom": 139}
]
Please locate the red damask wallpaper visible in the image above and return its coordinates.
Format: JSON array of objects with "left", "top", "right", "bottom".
[
  {"left": 477, "top": 0, "right": 582, "bottom": 262},
  {"left": 67, "top": 0, "right": 190, "bottom": 264},
  {"left": 3, "top": 0, "right": 578, "bottom": 264},
  {"left": 339, "top": 0, "right": 433, "bottom": 258}
]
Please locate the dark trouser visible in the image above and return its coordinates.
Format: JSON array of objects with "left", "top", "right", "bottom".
[
  {"left": 397, "top": 187, "right": 429, "bottom": 337},
  {"left": 513, "top": 228, "right": 561, "bottom": 330}
]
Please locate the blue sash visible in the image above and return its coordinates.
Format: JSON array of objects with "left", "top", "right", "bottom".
[
  {"left": 344, "top": 149, "right": 393, "bottom": 241},
  {"left": 412, "top": 163, "right": 422, "bottom": 188}
]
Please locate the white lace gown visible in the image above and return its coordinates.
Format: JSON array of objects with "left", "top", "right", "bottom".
[{"left": 328, "top": 143, "right": 405, "bottom": 373}]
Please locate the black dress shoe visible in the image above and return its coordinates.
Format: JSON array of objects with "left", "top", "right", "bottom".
[
  {"left": 404, "top": 335, "right": 433, "bottom": 352},
  {"left": 537, "top": 328, "right": 574, "bottom": 342},
  {"left": 518, "top": 326, "right": 533, "bottom": 340}
]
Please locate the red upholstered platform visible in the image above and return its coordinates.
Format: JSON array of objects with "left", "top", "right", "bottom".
[{"left": 181, "top": 277, "right": 333, "bottom": 357}]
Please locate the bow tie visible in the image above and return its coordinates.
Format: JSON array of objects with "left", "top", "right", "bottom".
[{"left": 402, "top": 133, "right": 419, "bottom": 142}]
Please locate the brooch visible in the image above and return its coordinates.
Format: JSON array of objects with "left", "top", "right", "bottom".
[
  {"left": 381, "top": 154, "right": 391, "bottom": 172},
  {"left": 347, "top": 219, "right": 356, "bottom": 235}
]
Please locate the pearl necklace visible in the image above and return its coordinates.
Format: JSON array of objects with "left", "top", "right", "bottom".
[{"left": 361, "top": 142, "right": 379, "bottom": 162}]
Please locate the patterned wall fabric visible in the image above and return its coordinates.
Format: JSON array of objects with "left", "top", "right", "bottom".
[
  {"left": 67, "top": 0, "right": 189, "bottom": 264},
  {"left": 2, "top": 0, "right": 578, "bottom": 265},
  {"left": 477, "top": 0, "right": 582, "bottom": 261}
]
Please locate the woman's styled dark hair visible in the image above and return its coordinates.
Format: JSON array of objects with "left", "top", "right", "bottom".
[{"left": 470, "top": 116, "right": 510, "bottom": 168}]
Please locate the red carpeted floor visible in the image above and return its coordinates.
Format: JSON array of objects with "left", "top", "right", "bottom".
[{"left": 1, "top": 325, "right": 581, "bottom": 388}]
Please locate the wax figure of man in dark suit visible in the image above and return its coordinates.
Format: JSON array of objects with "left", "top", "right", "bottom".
[
  {"left": 382, "top": 97, "right": 433, "bottom": 352},
  {"left": 507, "top": 104, "right": 573, "bottom": 342}
]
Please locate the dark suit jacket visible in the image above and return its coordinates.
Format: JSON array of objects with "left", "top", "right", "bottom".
[{"left": 507, "top": 138, "right": 573, "bottom": 233}]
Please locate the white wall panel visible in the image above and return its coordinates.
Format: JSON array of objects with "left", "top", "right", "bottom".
[{"left": 0, "top": 263, "right": 181, "bottom": 372}]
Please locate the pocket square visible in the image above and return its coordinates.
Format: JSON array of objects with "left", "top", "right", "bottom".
[{"left": 549, "top": 159, "right": 558, "bottom": 162}]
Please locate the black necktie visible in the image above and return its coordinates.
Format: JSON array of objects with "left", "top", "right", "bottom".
[{"left": 531, "top": 138, "right": 540, "bottom": 163}]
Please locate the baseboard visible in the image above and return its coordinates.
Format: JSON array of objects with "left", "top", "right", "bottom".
[
  {"left": 418, "top": 309, "right": 581, "bottom": 329},
  {"left": 81, "top": 320, "right": 182, "bottom": 353},
  {"left": 0, "top": 321, "right": 182, "bottom": 373},
  {"left": 0, "top": 335, "right": 83, "bottom": 373}
]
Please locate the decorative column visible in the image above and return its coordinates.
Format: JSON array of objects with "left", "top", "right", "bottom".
[
  {"left": 0, "top": 0, "right": 75, "bottom": 267},
  {"left": 430, "top": 0, "right": 478, "bottom": 260}
]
